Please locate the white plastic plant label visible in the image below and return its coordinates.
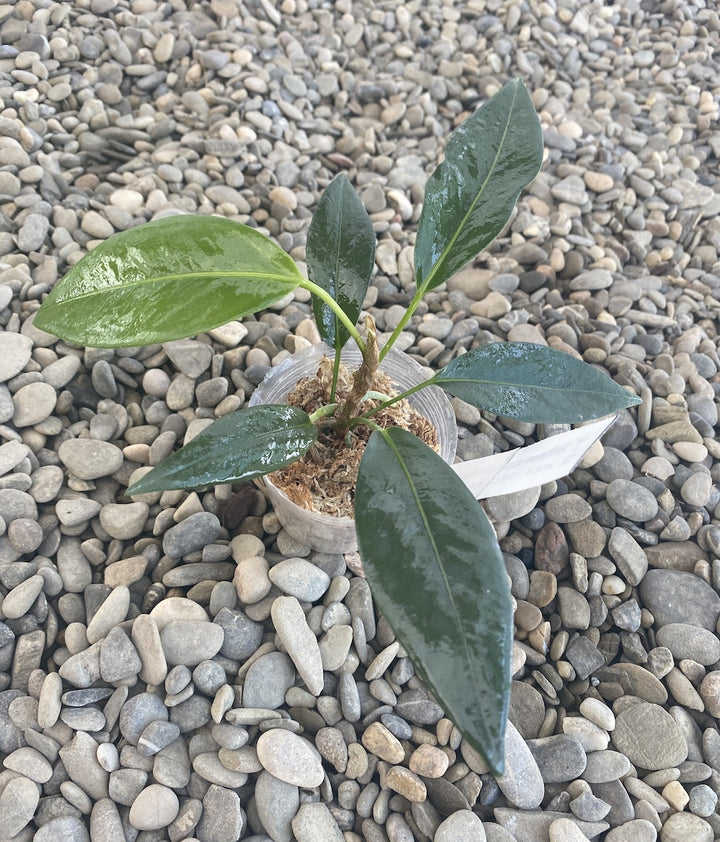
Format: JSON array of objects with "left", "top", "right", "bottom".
[{"left": 454, "top": 415, "right": 616, "bottom": 499}]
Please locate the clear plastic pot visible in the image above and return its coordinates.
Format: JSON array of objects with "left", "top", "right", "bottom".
[{"left": 249, "top": 342, "right": 458, "bottom": 554}]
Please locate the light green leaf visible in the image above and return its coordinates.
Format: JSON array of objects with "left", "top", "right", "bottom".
[
  {"left": 34, "top": 215, "right": 302, "bottom": 347},
  {"left": 355, "top": 427, "right": 513, "bottom": 774},
  {"left": 127, "top": 405, "right": 316, "bottom": 495},
  {"left": 433, "top": 342, "right": 641, "bottom": 423},
  {"left": 307, "top": 173, "right": 375, "bottom": 351},
  {"left": 415, "top": 78, "right": 543, "bottom": 293}
]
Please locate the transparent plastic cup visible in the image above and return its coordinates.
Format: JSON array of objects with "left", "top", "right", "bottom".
[{"left": 249, "top": 342, "right": 458, "bottom": 553}]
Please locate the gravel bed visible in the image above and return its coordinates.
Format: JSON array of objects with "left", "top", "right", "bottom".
[{"left": 1, "top": 0, "right": 720, "bottom": 840}]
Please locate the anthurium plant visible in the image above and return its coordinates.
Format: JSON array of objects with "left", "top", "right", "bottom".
[{"left": 35, "top": 79, "right": 639, "bottom": 773}]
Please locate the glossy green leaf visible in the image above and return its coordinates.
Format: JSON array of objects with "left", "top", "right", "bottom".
[
  {"left": 355, "top": 427, "right": 512, "bottom": 774},
  {"left": 126, "top": 405, "right": 316, "bottom": 495},
  {"left": 414, "top": 78, "right": 543, "bottom": 293},
  {"left": 34, "top": 215, "right": 303, "bottom": 347},
  {"left": 433, "top": 342, "right": 641, "bottom": 423},
  {"left": 307, "top": 173, "right": 375, "bottom": 351}
]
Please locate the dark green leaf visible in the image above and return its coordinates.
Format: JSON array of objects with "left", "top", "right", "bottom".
[
  {"left": 355, "top": 427, "right": 512, "bottom": 774},
  {"left": 307, "top": 173, "right": 375, "bottom": 350},
  {"left": 415, "top": 78, "right": 543, "bottom": 293},
  {"left": 34, "top": 215, "right": 302, "bottom": 347},
  {"left": 126, "top": 405, "right": 316, "bottom": 495},
  {"left": 433, "top": 342, "right": 641, "bottom": 423}
]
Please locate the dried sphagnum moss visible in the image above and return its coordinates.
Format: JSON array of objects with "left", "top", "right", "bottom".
[{"left": 269, "top": 357, "right": 439, "bottom": 517}]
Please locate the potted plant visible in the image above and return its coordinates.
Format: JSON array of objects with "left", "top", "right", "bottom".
[{"left": 35, "top": 79, "right": 639, "bottom": 774}]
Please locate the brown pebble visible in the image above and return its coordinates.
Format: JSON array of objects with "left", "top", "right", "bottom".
[
  {"left": 384, "top": 765, "right": 427, "bottom": 802},
  {"left": 361, "top": 721, "right": 405, "bottom": 764},
  {"left": 409, "top": 743, "right": 450, "bottom": 778},
  {"left": 534, "top": 521, "right": 569, "bottom": 574},
  {"left": 527, "top": 571, "right": 557, "bottom": 608}
]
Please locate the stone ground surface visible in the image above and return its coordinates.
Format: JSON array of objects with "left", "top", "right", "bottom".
[{"left": 1, "top": 0, "right": 720, "bottom": 840}]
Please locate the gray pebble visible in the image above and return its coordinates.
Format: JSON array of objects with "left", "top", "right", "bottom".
[
  {"left": 659, "top": 812, "right": 713, "bottom": 842},
  {"left": 582, "top": 750, "right": 632, "bottom": 784},
  {"left": 255, "top": 769, "right": 299, "bottom": 842},
  {"left": 196, "top": 784, "right": 246, "bottom": 842},
  {"left": 544, "top": 494, "right": 592, "bottom": 523},
  {"left": 12, "top": 381, "right": 56, "bottom": 427},
  {"left": 640, "top": 570, "right": 720, "bottom": 630},
  {"left": 58, "top": 731, "right": 109, "bottom": 800},
  {"left": 526, "top": 734, "right": 587, "bottom": 783},
  {"left": 681, "top": 472, "right": 713, "bottom": 507},
  {"left": 160, "top": 619, "right": 224, "bottom": 666},
  {"left": 268, "top": 557, "right": 331, "bottom": 601},
  {"left": 90, "top": 799, "right": 125, "bottom": 842},
  {"left": 656, "top": 624, "right": 720, "bottom": 666},
  {"left": 608, "top": 527, "right": 648, "bottom": 586},
  {"left": 688, "top": 784, "right": 718, "bottom": 817},
  {"left": 612, "top": 701, "right": 688, "bottom": 770},
  {"left": 292, "top": 802, "right": 345, "bottom": 842},
  {"left": 242, "top": 651, "right": 296, "bottom": 709},
  {"left": 0, "top": 771, "right": 39, "bottom": 835},
  {"left": 129, "top": 783, "right": 179, "bottom": 830},
  {"left": 496, "top": 720, "right": 544, "bottom": 809},
  {"left": 213, "top": 606, "right": 263, "bottom": 661},
  {"left": 100, "top": 626, "right": 142, "bottom": 682},
  {"left": 119, "top": 692, "right": 168, "bottom": 744},
  {"left": 605, "top": 478, "right": 658, "bottom": 522},
  {"left": 272, "top": 596, "right": 324, "bottom": 696},
  {"left": 17, "top": 213, "right": 50, "bottom": 252},
  {"left": 164, "top": 339, "right": 213, "bottom": 377},
  {"left": 0, "top": 333, "right": 32, "bottom": 382},
  {"left": 34, "top": 816, "right": 90, "bottom": 842},
  {"left": 58, "top": 439, "right": 124, "bottom": 480},
  {"left": 162, "top": 511, "right": 221, "bottom": 558}
]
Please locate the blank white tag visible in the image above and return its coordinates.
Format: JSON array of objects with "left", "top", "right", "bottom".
[{"left": 453, "top": 415, "right": 617, "bottom": 499}]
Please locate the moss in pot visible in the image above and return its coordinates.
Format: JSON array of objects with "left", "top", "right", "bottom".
[{"left": 35, "top": 79, "right": 640, "bottom": 774}]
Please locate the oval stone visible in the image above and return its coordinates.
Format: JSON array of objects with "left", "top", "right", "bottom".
[
  {"left": 605, "top": 479, "right": 658, "bottom": 522},
  {"left": 58, "top": 439, "right": 124, "bottom": 480},
  {"left": 496, "top": 720, "right": 544, "bottom": 808},
  {"left": 612, "top": 702, "right": 688, "bottom": 770},
  {"left": 526, "top": 734, "right": 587, "bottom": 783},
  {"left": 0, "top": 774, "right": 40, "bottom": 836},
  {"left": 639, "top": 570, "right": 720, "bottom": 630},
  {"left": 256, "top": 729, "right": 324, "bottom": 787},
  {"left": 656, "top": 624, "right": 720, "bottom": 666},
  {"left": 160, "top": 620, "right": 224, "bottom": 666},
  {"left": 0, "top": 333, "right": 33, "bottom": 382},
  {"left": 129, "top": 784, "right": 179, "bottom": 830},
  {"left": 13, "top": 382, "right": 56, "bottom": 427}
]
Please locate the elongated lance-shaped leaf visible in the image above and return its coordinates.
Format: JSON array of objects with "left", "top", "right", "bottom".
[
  {"left": 307, "top": 173, "right": 375, "bottom": 351},
  {"left": 34, "top": 215, "right": 303, "bottom": 347},
  {"left": 127, "top": 405, "right": 316, "bottom": 495},
  {"left": 415, "top": 78, "right": 543, "bottom": 293},
  {"left": 432, "top": 342, "right": 641, "bottom": 423},
  {"left": 355, "top": 427, "right": 513, "bottom": 774}
]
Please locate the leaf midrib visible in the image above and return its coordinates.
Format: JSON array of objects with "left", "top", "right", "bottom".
[
  {"left": 420, "top": 81, "right": 519, "bottom": 292},
  {"left": 434, "top": 374, "right": 611, "bottom": 398},
  {"left": 49, "top": 270, "right": 300, "bottom": 305},
  {"left": 331, "top": 185, "right": 346, "bottom": 347}
]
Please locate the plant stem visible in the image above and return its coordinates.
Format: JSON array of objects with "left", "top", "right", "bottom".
[
  {"left": 308, "top": 403, "right": 338, "bottom": 424},
  {"left": 330, "top": 349, "right": 341, "bottom": 402},
  {"left": 350, "top": 415, "right": 384, "bottom": 433},
  {"left": 298, "top": 278, "right": 366, "bottom": 353},
  {"left": 337, "top": 315, "right": 379, "bottom": 427},
  {"left": 361, "top": 379, "right": 434, "bottom": 418},
  {"left": 379, "top": 286, "right": 425, "bottom": 362}
]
